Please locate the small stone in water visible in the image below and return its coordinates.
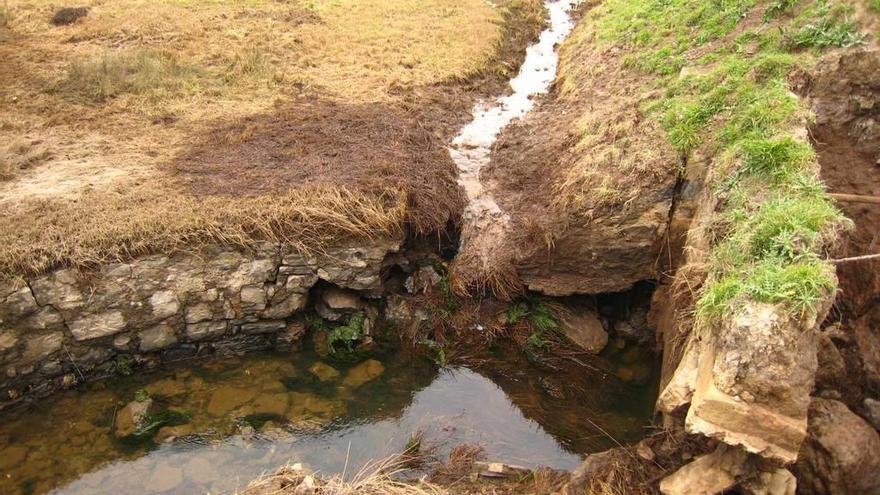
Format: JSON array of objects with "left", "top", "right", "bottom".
[
  {"left": 253, "top": 392, "right": 290, "bottom": 416},
  {"left": 309, "top": 362, "right": 340, "bottom": 382},
  {"left": 207, "top": 386, "right": 258, "bottom": 417},
  {"left": 343, "top": 359, "right": 385, "bottom": 388},
  {"left": 114, "top": 398, "right": 153, "bottom": 438}
]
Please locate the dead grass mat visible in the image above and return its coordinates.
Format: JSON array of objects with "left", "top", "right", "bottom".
[{"left": 0, "top": 0, "right": 545, "bottom": 281}]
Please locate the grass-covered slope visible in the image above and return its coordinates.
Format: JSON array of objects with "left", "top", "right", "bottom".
[
  {"left": 560, "top": 0, "right": 873, "bottom": 324},
  {"left": 0, "top": 0, "right": 544, "bottom": 281}
]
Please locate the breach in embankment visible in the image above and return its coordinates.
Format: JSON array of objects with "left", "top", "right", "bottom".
[{"left": 2, "top": 0, "right": 880, "bottom": 494}]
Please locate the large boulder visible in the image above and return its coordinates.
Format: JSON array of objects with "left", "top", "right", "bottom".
[
  {"left": 795, "top": 397, "right": 880, "bottom": 495},
  {"left": 682, "top": 300, "right": 831, "bottom": 463}
]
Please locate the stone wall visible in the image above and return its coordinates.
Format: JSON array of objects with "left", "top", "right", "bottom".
[{"left": 0, "top": 238, "right": 401, "bottom": 407}]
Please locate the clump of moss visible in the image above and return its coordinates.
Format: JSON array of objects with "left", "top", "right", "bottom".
[
  {"left": 505, "top": 296, "right": 560, "bottom": 362},
  {"left": 327, "top": 312, "right": 366, "bottom": 353}
]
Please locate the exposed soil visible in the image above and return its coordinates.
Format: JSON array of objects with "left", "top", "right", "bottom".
[
  {"left": 814, "top": 124, "right": 880, "bottom": 315},
  {"left": 459, "top": 6, "right": 679, "bottom": 296},
  {"left": 805, "top": 47, "right": 880, "bottom": 412}
]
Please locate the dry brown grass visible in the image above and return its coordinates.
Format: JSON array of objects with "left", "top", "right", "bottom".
[
  {"left": 0, "top": 137, "right": 51, "bottom": 180},
  {"left": 0, "top": 183, "right": 405, "bottom": 282},
  {"left": 0, "top": 0, "right": 541, "bottom": 280},
  {"left": 241, "top": 455, "right": 448, "bottom": 495},
  {"left": 551, "top": 20, "right": 677, "bottom": 217},
  {"left": 53, "top": 49, "right": 201, "bottom": 103}
]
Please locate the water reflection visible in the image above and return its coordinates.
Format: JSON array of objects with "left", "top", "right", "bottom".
[{"left": 0, "top": 342, "right": 656, "bottom": 495}]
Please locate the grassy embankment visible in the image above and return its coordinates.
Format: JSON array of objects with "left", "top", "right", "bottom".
[
  {"left": 0, "top": 0, "right": 543, "bottom": 283},
  {"left": 558, "top": 0, "right": 871, "bottom": 327}
]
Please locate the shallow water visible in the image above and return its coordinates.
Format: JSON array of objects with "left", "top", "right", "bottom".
[
  {"left": 0, "top": 342, "right": 657, "bottom": 495},
  {"left": 450, "top": 0, "right": 580, "bottom": 256}
]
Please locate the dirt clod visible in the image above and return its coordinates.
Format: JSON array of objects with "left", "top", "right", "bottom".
[{"left": 51, "top": 7, "right": 89, "bottom": 26}]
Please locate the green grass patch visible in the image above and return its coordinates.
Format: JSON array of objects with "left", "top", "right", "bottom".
[
  {"left": 55, "top": 49, "right": 202, "bottom": 103},
  {"left": 788, "top": 0, "right": 865, "bottom": 48},
  {"left": 697, "top": 259, "right": 835, "bottom": 320},
  {"left": 585, "top": 0, "right": 862, "bottom": 323}
]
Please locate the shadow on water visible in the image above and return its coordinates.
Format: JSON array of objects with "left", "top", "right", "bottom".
[{"left": 0, "top": 340, "right": 658, "bottom": 495}]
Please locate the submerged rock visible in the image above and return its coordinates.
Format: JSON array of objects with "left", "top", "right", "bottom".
[
  {"left": 795, "top": 398, "right": 880, "bottom": 495},
  {"left": 144, "top": 378, "right": 187, "bottom": 398},
  {"left": 207, "top": 386, "right": 258, "bottom": 417},
  {"left": 555, "top": 304, "right": 608, "bottom": 354},
  {"left": 342, "top": 359, "right": 385, "bottom": 388},
  {"left": 252, "top": 392, "right": 290, "bottom": 416},
  {"left": 308, "top": 362, "right": 340, "bottom": 382},
  {"left": 114, "top": 398, "right": 153, "bottom": 438},
  {"left": 287, "top": 392, "right": 346, "bottom": 423},
  {"left": 0, "top": 445, "right": 29, "bottom": 471},
  {"left": 154, "top": 423, "right": 196, "bottom": 443}
]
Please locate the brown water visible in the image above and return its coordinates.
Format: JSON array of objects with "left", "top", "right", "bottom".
[{"left": 0, "top": 342, "right": 657, "bottom": 495}]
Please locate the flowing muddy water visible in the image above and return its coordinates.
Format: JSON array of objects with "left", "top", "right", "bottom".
[
  {"left": 450, "top": 0, "right": 580, "bottom": 260},
  {"left": 0, "top": 341, "right": 658, "bottom": 495}
]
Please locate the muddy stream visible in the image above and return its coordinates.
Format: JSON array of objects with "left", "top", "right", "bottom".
[{"left": 450, "top": 0, "right": 580, "bottom": 260}]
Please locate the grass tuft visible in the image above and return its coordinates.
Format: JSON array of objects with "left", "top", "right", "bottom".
[
  {"left": 55, "top": 49, "right": 201, "bottom": 103},
  {"left": 0, "top": 1, "right": 11, "bottom": 28}
]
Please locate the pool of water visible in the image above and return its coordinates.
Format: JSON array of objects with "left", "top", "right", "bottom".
[{"left": 0, "top": 342, "right": 657, "bottom": 495}]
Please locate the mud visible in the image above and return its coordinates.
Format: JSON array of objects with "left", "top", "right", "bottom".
[
  {"left": 449, "top": 0, "right": 584, "bottom": 297},
  {"left": 469, "top": 0, "right": 678, "bottom": 296},
  {"left": 806, "top": 48, "right": 880, "bottom": 413}
]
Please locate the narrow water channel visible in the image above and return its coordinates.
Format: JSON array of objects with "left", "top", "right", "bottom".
[
  {"left": 450, "top": 0, "right": 580, "bottom": 261},
  {"left": 0, "top": 341, "right": 657, "bottom": 495}
]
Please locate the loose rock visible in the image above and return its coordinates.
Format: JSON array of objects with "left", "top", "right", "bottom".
[
  {"left": 114, "top": 398, "right": 153, "bottom": 438},
  {"left": 795, "top": 397, "right": 880, "bottom": 495},
  {"left": 308, "top": 362, "right": 340, "bottom": 382}
]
